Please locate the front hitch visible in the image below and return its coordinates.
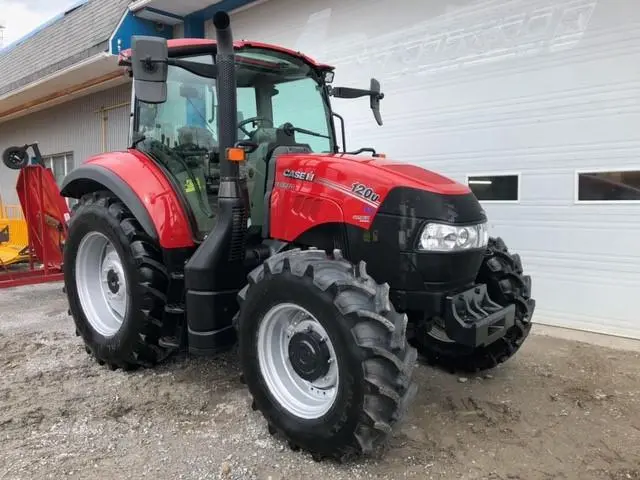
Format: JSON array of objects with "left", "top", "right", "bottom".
[{"left": 442, "top": 284, "right": 516, "bottom": 347}]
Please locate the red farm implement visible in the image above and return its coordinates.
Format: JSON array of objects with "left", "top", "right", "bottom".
[{"left": 0, "top": 144, "right": 69, "bottom": 288}]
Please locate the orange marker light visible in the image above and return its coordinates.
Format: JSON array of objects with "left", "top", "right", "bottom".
[{"left": 226, "top": 147, "right": 246, "bottom": 162}]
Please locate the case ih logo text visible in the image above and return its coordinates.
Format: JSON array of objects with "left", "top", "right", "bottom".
[{"left": 283, "top": 169, "right": 315, "bottom": 181}]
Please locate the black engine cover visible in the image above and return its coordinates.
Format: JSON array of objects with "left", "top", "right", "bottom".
[{"left": 344, "top": 187, "right": 487, "bottom": 309}]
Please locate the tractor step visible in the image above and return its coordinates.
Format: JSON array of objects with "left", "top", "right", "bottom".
[
  {"left": 161, "top": 304, "right": 186, "bottom": 350},
  {"left": 165, "top": 305, "right": 185, "bottom": 315},
  {"left": 158, "top": 336, "right": 180, "bottom": 349}
]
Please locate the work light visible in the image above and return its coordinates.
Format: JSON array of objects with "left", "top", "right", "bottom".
[{"left": 418, "top": 222, "right": 489, "bottom": 252}]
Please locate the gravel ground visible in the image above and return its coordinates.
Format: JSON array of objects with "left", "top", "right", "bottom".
[{"left": 1, "top": 282, "right": 639, "bottom": 480}]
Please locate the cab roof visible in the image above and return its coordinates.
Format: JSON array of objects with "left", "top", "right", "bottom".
[{"left": 118, "top": 38, "right": 334, "bottom": 71}]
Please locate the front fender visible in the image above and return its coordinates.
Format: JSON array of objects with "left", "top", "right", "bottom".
[{"left": 61, "top": 150, "right": 195, "bottom": 249}]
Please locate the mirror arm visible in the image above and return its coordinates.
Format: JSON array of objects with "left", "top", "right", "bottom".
[
  {"left": 328, "top": 82, "right": 384, "bottom": 126},
  {"left": 329, "top": 86, "right": 384, "bottom": 101},
  {"left": 170, "top": 59, "right": 218, "bottom": 79},
  {"left": 136, "top": 57, "right": 218, "bottom": 79}
]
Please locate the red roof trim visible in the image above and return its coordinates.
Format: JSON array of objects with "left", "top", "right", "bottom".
[{"left": 118, "top": 38, "right": 334, "bottom": 70}]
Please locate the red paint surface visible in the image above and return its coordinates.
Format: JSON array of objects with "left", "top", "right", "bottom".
[
  {"left": 84, "top": 150, "right": 195, "bottom": 249},
  {"left": 1, "top": 164, "right": 68, "bottom": 288},
  {"left": 0, "top": 270, "right": 64, "bottom": 289},
  {"left": 16, "top": 165, "right": 69, "bottom": 267},
  {"left": 269, "top": 153, "right": 471, "bottom": 242},
  {"left": 119, "top": 39, "right": 333, "bottom": 70}
]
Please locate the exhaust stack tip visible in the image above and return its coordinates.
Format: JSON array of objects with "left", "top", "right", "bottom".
[{"left": 213, "top": 11, "right": 230, "bottom": 30}]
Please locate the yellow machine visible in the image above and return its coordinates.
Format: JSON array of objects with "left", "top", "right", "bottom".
[{"left": 0, "top": 199, "right": 29, "bottom": 267}]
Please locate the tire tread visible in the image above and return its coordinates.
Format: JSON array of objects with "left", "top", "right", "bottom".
[
  {"left": 67, "top": 191, "right": 173, "bottom": 370},
  {"left": 236, "top": 248, "right": 417, "bottom": 461}
]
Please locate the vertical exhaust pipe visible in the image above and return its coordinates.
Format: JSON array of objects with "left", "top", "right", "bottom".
[
  {"left": 214, "top": 11, "right": 239, "bottom": 183},
  {"left": 184, "top": 11, "right": 248, "bottom": 356}
]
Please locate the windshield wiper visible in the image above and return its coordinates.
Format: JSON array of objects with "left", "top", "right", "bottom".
[
  {"left": 187, "top": 97, "right": 218, "bottom": 140},
  {"left": 282, "top": 122, "right": 330, "bottom": 139}
]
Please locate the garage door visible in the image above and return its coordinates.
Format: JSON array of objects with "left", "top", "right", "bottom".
[{"left": 222, "top": 0, "right": 640, "bottom": 339}]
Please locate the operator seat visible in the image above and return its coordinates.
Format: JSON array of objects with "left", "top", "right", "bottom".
[
  {"left": 254, "top": 127, "right": 311, "bottom": 163},
  {"left": 245, "top": 126, "right": 311, "bottom": 191},
  {"left": 243, "top": 126, "right": 311, "bottom": 236}
]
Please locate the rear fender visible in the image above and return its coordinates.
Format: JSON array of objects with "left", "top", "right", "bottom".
[{"left": 60, "top": 150, "right": 196, "bottom": 249}]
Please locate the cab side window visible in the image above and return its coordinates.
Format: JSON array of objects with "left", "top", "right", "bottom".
[{"left": 272, "top": 78, "right": 331, "bottom": 153}]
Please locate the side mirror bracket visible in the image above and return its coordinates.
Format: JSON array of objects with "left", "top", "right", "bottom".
[{"left": 328, "top": 78, "right": 385, "bottom": 126}]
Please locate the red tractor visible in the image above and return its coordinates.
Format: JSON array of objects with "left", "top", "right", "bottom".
[{"left": 60, "top": 12, "right": 535, "bottom": 460}]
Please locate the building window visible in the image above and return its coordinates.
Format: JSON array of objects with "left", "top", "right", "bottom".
[
  {"left": 43, "top": 152, "right": 74, "bottom": 186},
  {"left": 43, "top": 152, "right": 75, "bottom": 207},
  {"left": 576, "top": 169, "right": 640, "bottom": 202},
  {"left": 467, "top": 174, "right": 519, "bottom": 202}
]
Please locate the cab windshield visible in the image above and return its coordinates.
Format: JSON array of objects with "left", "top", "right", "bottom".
[{"left": 133, "top": 47, "right": 334, "bottom": 238}]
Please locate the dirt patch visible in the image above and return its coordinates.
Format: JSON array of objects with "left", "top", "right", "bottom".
[{"left": 1, "top": 282, "right": 639, "bottom": 480}]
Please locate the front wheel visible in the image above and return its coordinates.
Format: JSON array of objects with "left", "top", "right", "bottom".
[
  {"left": 412, "top": 237, "right": 536, "bottom": 373},
  {"left": 235, "top": 248, "right": 417, "bottom": 461}
]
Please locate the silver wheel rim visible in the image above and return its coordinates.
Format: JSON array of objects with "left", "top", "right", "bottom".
[
  {"left": 75, "top": 231, "right": 128, "bottom": 338},
  {"left": 257, "top": 303, "right": 339, "bottom": 420}
]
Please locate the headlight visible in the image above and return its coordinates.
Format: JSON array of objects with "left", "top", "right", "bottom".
[{"left": 419, "top": 222, "right": 489, "bottom": 252}]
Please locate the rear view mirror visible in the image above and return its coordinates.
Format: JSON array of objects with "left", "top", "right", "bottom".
[
  {"left": 131, "top": 36, "right": 169, "bottom": 104},
  {"left": 369, "top": 78, "right": 384, "bottom": 126},
  {"left": 328, "top": 79, "right": 385, "bottom": 126}
]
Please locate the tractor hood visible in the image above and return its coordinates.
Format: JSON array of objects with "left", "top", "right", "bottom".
[
  {"left": 276, "top": 152, "right": 471, "bottom": 196},
  {"left": 352, "top": 157, "right": 471, "bottom": 196},
  {"left": 270, "top": 151, "right": 485, "bottom": 242}
]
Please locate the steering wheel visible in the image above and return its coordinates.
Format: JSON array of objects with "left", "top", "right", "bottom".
[{"left": 237, "top": 116, "right": 273, "bottom": 138}]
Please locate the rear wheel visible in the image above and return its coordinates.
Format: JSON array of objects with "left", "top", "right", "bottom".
[
  {"left": 235, "top": 248, "right": 417, "bottom": 461},
  {"left": 411, "top": 237, "right": 536, "bottom": 373},
  {"left": 64, "top": 191, "right": 173, "bottom": 370}
]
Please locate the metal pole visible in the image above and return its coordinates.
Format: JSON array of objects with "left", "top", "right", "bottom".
[{"left": 95, "top": 102, "right": 131, "bottom": 152}]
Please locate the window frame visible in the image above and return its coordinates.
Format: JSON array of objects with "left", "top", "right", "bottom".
[
  {"left": 131, "top": 52, "right": 217, "bottom": 148},
  {"left": 465, "top": 171, "right": 521, "bottom": 204},
  {"left": 43, "top": 151, "right": 74, "bottom": 179},
  {"left": 574, "top": 166, "right": 640, "bottom": 204},
  {"left": 43, "top": 151, "right": 75, "bottom": 206}
]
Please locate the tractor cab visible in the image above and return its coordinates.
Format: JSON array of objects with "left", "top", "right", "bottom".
[{"left": 121, "top": 41, "right": 337, "bottom": 240}]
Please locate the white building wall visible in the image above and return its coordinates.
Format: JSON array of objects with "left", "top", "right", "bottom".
[
  {"left": 0, "top": 82, "right": 132, "bottom": 204},
  {"left": 226, "top": 0, "right": 640, "bottom": 339}
]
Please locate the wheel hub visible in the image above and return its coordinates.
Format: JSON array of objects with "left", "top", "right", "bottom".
[
  {"left": 257, "top": 303, "right": 339, "bottom": 420},
  {"left": 288, "top": 330, "right": 331, "bottom": 382},
  {"left": 106, "top": 269, "right": 120, "bottom": 294}
]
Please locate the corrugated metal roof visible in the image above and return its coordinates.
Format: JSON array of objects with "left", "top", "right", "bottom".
[{"left": 0, "top": 0, "right": 131, "bottom": 96}]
